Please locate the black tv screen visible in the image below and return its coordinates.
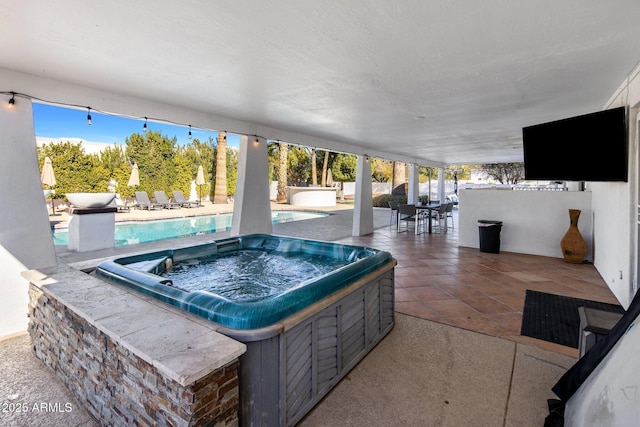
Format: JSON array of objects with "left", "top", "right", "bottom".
[{"left": 523, "top": 106, "right": 628, "bottom": 182}]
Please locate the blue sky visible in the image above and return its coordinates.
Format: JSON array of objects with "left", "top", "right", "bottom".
[{"left": 33, "top": 103, "right": 240, "bottom": 151}]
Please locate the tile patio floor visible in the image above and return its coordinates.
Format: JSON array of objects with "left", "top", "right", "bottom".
[{"left": 337, "top": 210, "right": 620, "bottom": 358}]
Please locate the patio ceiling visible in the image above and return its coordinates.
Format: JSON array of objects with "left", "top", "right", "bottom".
[{"left": 2, "top": 1, "right": 640, "bottom": 165}]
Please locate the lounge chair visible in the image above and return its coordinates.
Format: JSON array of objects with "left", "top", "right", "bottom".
[
  {"left": 172, "top": 190, "right": 200, "bottom": 208},
  {"left": 134, "top": 191, "right": 164, "bottom": 210},
  {"left": 115, "top": 195, "right": 130, "bottom": 212},
  {"left": 154, "top": 191, "right": 182, "bottom": 209}
]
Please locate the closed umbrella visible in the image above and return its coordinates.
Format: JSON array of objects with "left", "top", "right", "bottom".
[
  {"left": 41, "top": 156, "right": 56, "bottom": 187},
  {"left": 128, "top": 163, "right": 140, "bottom": 187},
  {"left": 326, "top": 168, "right": 334, "bottom": 187},
  {"left": 124, "top": 163, "right": 140, "bottom": 209},
  {"left": 196, "top": 165, "right": 205, "bottom": 206},
  {"left": 41, "top": 156, "right": 56, "bottom": 215}
]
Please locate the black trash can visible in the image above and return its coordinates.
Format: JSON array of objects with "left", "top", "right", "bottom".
[{"left": 478, "top": 220, "right": 503, "bottom": 253}]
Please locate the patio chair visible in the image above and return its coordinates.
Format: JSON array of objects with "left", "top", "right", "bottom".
[
  {"left": 114, "top": 195, "right": 130, "bottom": 212},
  {"left": 172, "top": 190, "right": 200, "bottom": 208},
  {"left": 154, "top": 191, "right": 182, "bottom": 209},
  {"left": 398, "top": 204, "right": 421, "bottom": 234},
  {"left": 388, "top": 200, "right": 399, "bottom": 229},
  {"left": 444, "top": 201, "right": 454, "bottom": 228},
  {"left": 134, "top": 191, "right": 164, "bottom": 210},
  {"left": 430, "top": 202, "right": 448, "bottom": 233}
]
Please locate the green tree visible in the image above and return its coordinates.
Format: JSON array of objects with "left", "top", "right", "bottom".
[
  {"left": 224, "top": 148, "right": 238, "bottom": 197},
  {"left": 125, "top": 131, "right": 178, "bottom": 195},
  {"left": 480, "top": 163, "right": 524, "bottom": 184},
  {"left": 371, "top": 158, "right": 392, "bottom": 182},
  {"left": 98, "top": 144, "right": 134, "bottom": 198},
  {"left": 331, "top": 154, "right": 357, "bottom": 182},
  {"left": 288, "top": 146, "right": 311, "bottom": 184},
  {"left": 37, "top": 141, "right": 97, "bottom": 198},
  {"left": 180, "top": 136, "right": 215, "bottom": 199}
]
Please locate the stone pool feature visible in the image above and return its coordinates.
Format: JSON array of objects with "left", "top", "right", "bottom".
[{"left": 95, "top": 234, "right": 396, "bottom": 426}]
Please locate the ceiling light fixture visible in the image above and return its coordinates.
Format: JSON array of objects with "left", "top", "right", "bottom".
[
  {"left": 87, "top": 107, "right": 92, "bottom": 125},
  {"left": 188, "top": 125, "right": 192, "bottom": 139},
  {"left": 143, "top": 117, "right": 147, "bottom": 132}
]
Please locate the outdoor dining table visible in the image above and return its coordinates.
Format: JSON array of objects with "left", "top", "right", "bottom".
[{"left": 416, "top": 203, "right": 441, "bottom": 234}]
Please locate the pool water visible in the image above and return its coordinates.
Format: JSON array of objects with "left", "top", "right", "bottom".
[{"left": 52, "top": 211, "right": 328, "bottom": 246}]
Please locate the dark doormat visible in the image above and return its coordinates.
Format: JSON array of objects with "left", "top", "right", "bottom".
[{"left": 520, "top": 290, "right": 625, "bottom": 348}]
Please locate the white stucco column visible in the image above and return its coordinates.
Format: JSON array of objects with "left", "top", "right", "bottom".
[
  {"left": 352, "top": 155, "right": 374, "bottom": 236},
  {"left": 408, "top": 163, "right": 419, "bottom": 204},
  {"left": 437, "top": 167, "right": 446, "bottom": 202},
  {"left": 231, "top": 135, "right": 272, "bottom": 236},
  {"left": 0, "top": 94, "right": 58, "bottom": 336}
]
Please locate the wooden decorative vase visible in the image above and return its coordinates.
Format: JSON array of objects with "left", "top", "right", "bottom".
[{"left": 560, "top": 209, "right": 587, "bottom": 264}]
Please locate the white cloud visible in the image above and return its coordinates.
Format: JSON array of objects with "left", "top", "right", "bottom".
[{"left": 36, "top": 136, "right": 118, "bottom": 154}]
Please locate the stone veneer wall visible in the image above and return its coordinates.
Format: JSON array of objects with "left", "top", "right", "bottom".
[{"left": 28, "top": 284, "right": 240, "bottom": 426}]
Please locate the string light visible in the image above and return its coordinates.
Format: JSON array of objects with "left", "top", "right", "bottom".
[
  {"left": 188, "top": 125, "right": 192, "bottom": 139},
  {"left": 2, "top": 91, "right": 352, "bottom": 158}
]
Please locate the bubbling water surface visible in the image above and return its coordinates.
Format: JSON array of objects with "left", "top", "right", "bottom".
[{"left": 162, "top": 249, "right": 350, "bottom": 302}]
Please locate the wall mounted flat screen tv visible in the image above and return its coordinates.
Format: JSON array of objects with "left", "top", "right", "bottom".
[{"left": 522, "top": 106, "right": 628, "bottom": 182}]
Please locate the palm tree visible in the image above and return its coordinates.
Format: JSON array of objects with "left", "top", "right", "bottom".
[
  {"left": 311, "top": 148, "right": 317, "bottom": 186},
  {"left": 392, "top": 161, "right": 406, "bottom": 194},
  {"left": 321, "top": 150, "right": 329, "bottom": 187},
  {"left": 213, "top": 132, "right": 227, "bottom": 204},
  {"left": 277, "top": 142, "right": 288, "bottom": 202}
]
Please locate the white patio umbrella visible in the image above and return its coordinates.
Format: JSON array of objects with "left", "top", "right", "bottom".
[
  {"left": 124, "top": 163, "right": 140, "bottom": 208},
  {"left": 326, "top": 168, "right": 334, "bottom": 187},
  {"left": 196, "top": 165, "right": 205, "bottom": 206},
  {"left": 127, "top": 163, "right": 140, "bottom": 187},
  {"left": 41, "top": 156, "right": 56, "bottom": 187},
  {"left": 41, "top": 156, "right": 56, "bottom": 215}
]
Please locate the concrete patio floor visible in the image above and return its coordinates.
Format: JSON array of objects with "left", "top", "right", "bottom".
[{"left": 1, "top": 203, "right": 619, "bottom": 426}]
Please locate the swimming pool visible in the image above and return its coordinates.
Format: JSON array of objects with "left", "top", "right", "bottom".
[{"left": 52, "top": 210, "right": 328, "bottom": 246}]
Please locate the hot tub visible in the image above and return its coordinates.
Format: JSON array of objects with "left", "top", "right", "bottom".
[{"left": 96, "top": 234, "right": 395, "bottom": 426}]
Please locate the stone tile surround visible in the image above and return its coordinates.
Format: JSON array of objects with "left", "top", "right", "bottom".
[{"left": 24, "top": 264, "right": 246, "bottom": 426}]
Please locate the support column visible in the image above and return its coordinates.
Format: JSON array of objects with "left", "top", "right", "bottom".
[
  {"left": 0, "top": 94, "right": 57, "bottom": 336},
  {"left": 231, "top": 136, "right": 272, "bottom": 236},
  {"left": 353, "top": 155, "right": 374, "bottom": 236},
  {"left": 408, "top": 163, "right": 419, "bottom": 204},
  {"left": 437, "top": 167, "right": 446, "bottom": 202}
]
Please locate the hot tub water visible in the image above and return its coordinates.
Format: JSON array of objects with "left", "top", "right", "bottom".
[{"left": 163, "top": 250, "right": 349, "bottom": 302}]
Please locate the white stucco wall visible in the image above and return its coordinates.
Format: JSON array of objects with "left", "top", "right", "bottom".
[
  {"left": 590, "top": 66, "right": 640, "bottom": 309},
  {"left": 458, "top": 189, "right": 593, "bottom": 260}
]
